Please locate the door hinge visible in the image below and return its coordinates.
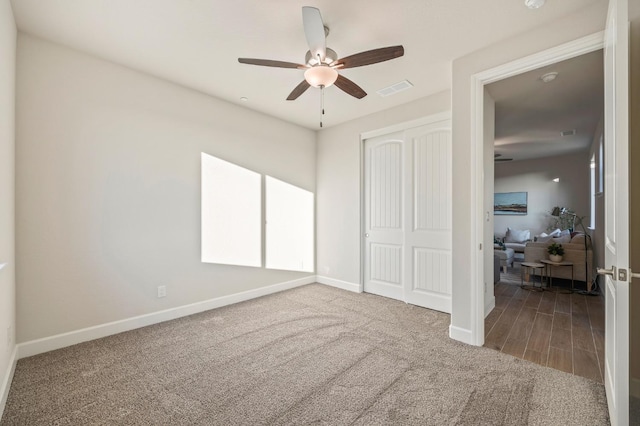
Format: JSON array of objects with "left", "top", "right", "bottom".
[{"left": 479, "top": 243, "right": 482, "bottom": 250}]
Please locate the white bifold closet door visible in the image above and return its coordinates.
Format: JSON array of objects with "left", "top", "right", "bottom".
[{"left": 363, "top": 119, "right": 452, "bottom": 313}]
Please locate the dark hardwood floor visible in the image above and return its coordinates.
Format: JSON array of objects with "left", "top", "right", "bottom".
[{"left": 485, "top": 265, "right": 604, "bottom": 383}]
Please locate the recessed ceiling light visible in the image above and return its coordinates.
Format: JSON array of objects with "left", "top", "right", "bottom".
[
  {"left": 525, "top": 0, "right": 546, "bottom": 9},
  {"left": 553, "top": 177, "right": 560, "bottom": 182},
  {"left": 240, "top": 97, "right": 248, "bottom": 102},
  {"left": 540, "top": 72, "right": 558, "bottom": 83}
]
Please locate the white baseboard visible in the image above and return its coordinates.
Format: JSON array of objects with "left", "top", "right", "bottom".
[
  {"left": 316, "top": 276, "right": 361, "bottom": 293},
  {"left": 632, "top": 377, "right": 640, "bottom": 399},
  {"left": 17, "top": 276, "right": 315, "bottom": 359},
  {"left": 449, "top": 324, "right": 474, "bottom": 345},
  {"left": 0, "top": 346, "right": 17, "bottom": 420},
  {"left": 484, "top": 296, "right": 496, "bottom": 318}
]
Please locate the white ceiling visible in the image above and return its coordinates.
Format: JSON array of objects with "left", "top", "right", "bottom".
[
  {"left": 10, "top": 0, "right": 603, "bottom": 130},
  {"left": 488, "top": 49, "right": 604, "bottom": 162}
]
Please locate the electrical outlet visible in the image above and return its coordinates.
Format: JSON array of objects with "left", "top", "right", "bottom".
[
  {"left": 323, "top": 266, "right": 330, "bottom": 275},
  {"left": 7, "top": 325, "right": 12, "bottom": 345},
  {"left": 157, "top": 286, "right": 167, "bottom": 298}
]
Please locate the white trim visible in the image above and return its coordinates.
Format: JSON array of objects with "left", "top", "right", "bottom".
[
  {"left": 484, "top": 296, "right": 496, "bottom": 318},
  {"left": 449, "top": 325, "right": 473, "bottom": 345},
  {"left": 17, "top": 276, "right": 315, "bottom": 359},
  {"left": 0, "top": 346, "right": 17, "bottom": 420},
  {"left": 468, "top": 31, "right": 605, "bottom": 346},
  {"left": 316, "top": 276, "right": 362, "bottom": 293},
  {"left": 474, "top": 31, "right": 605, "bottom": 85},
  {"left": 360, "top": 111, "right": 452, "bottom": 140}
]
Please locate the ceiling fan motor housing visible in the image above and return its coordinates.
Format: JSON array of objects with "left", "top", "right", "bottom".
[{"left": 306, "top": 48, "right": 338, "bottom": 66}]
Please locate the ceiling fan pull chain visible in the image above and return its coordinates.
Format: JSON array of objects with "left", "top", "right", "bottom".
[{"left": 320, "top": 85, "right": 324, "bottom": 128}]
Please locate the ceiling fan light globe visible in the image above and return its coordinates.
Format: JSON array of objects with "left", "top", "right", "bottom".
[
  {"left": 524, "top": 0, "right": 545, "bottom": 9},
  {"left": 304, "top": 66, "right": 338, "bottom": 88}
]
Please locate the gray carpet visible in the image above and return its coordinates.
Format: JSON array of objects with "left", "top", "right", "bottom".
[{"left": 1, "top": 284, "right": 609, "bottom": 425}]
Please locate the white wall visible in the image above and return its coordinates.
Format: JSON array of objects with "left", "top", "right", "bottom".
[
  {"left": 0, "top": 0, "right": 16, "bottom": 415},
  {"left": 451, "top": 0, "right": 607, "bottom": 341},
  {"left": 15, "top": 34, "right": 316, "bottom": 343},
  {"left": 483, "top": 88, "right": 495, "bottom": 315},
  {"left": 494, "top": 152, "right": 591, "bottom": 238},
  {"left": 316, "top": 91, "right": 451, "bottom": 288}
]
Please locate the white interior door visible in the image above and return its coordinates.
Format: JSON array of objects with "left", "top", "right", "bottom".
[
  {"left": 601, "top": 0, "right": 630, "bottom": 424},
  {"left": 364, "top": 132, "right": 405, "bottom": 301},
  {"left": 364, "top": 119, "right": 452, "bottom": 313},
  {"left": 404, "top": 123, "right": 452, "bottom": 312}
]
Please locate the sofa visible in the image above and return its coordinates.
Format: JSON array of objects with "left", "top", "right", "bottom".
[
  {"left": 495, "top": 227, "right": 530, "bottom": 260},
  {"left": 524, "top": 234, "right": 593, "bottom": 284}
]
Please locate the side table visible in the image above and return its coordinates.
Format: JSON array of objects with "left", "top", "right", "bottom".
[
  {"left": 540, "top": 259, "right": 574, "bottom": 293},
  {"left": 520, "top": 262, "right": 546, "bottom": 291}
]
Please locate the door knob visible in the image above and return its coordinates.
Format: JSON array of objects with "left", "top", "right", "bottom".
[{"left": 597, "top": 266, "right": 616, "bottom": 276}]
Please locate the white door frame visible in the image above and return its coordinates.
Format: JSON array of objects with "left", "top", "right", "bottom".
[
  {"left": 360, "top": 111, "right": 452, "bottom": 294},
  {"left": 468, "top": 32, "right": 604, "bottom": 346}
]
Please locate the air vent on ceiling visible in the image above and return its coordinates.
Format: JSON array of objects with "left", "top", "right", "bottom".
[
  {"left": 377, "top": 80, "right": 413, "bottom": 97},
  {"left": 561, "top": 129, "right": 576, "bottom": 137}
]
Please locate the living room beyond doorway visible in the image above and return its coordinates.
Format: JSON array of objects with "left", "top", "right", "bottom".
[
  {"left": 484, "top": 48, "right": 605, "bottom": 381},
  {"left": 485, "top": 266, "right": 604, "bottom": 383}
]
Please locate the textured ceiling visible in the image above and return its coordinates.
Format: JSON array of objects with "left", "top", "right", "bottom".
[{"left": 10, "top": 0, "right": 605, "bottom": 130}]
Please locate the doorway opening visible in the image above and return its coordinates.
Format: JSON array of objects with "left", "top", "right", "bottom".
[{"left": 470, "top": 34, "right": 606, "bottom": 380}]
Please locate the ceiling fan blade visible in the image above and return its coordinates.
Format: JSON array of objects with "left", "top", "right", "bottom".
[
  {"left": 332, "top": 45, "right": 404, "bottom": 69},
  {"left": 334, "top": 75, "right": 367, "bottom": 99},
  {"left": 302, "top": 6, "right": 326, "bottom": 62},
  {"left": 238, "top": 58, "right": 306, "bottom": 69},
  {"left": 287, "top": 80, "right": 311, "bottom": 101}
]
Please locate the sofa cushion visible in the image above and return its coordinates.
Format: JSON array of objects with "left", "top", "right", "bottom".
[
  {"left": 551, "top": 235, "right": 571, "bottom": 244},
  {"left": 536, "top": 234, "right": 554, "bottom": 243},
  {"left": 505, "top": 228, "right": 530, "bottom": 243},
  {"left": 570, "top": 234, "right": 587, "bottom": 245},
  {"left": 504, "top": 242, "right": 526, "bottom": 252}
]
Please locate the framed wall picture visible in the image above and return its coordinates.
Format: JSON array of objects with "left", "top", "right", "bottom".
[{"left": 494, "top": 192, "right": 527, "bottom": 215}]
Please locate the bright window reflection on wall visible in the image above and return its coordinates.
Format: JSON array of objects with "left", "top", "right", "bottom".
[
  {"left": 265, "top": 176, "right": 314, "bottom": 273},
  {"left": 201, "top": 153, "right": 261, "bottom": 267}
]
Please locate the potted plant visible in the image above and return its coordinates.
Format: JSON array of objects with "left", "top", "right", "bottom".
[{"left": 547, "top": 242, "right": 565, "bottom": 262}]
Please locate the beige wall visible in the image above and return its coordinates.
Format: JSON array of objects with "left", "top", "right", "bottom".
[
  {"left": 494, "top": 152, "right": 591, "bottom": 238},
  {"left": 451, "top": 1, "right": 607, "bottom": 336},
  {"left": 15, "top": 34, "right": 316, "bottom": 342},
  {"left": 316, "top": 91, "right": 451, "bottom": 287},
  {"left": 0, "top": 0, "right": 16, "bottom": 410}
]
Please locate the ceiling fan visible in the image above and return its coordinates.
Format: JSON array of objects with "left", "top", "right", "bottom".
[
  {"left": 238, "top": 6, "right": 404, "bottom": 101},
  {"left": 494, "top": 153, "right": 513, "bottom": 162}
]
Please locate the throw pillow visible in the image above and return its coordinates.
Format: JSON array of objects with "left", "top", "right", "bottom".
[
  {"left": 548, "top": 228, "right": 561, "bottom": 237},
  {"left": 505, "top": 227, "right": 530, "bottom": 243},
  {"left": 536, "top": 235, "right": 554, "bottom": 243}
]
